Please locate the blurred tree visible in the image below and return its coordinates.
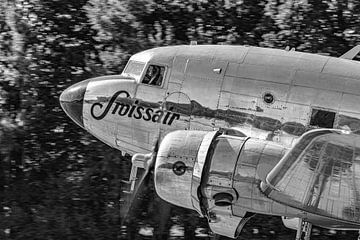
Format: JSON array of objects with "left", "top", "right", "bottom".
[
  {"left": 126, "top": 0, "right": 270, "bottom": 45},
  {"left": 262, "top": 0, "right": 360, "bottom": 55},
  {"left": 86, "top": 0, "right": 273, "bottom": 76},
  {"left": 0, "top": 0, "right": 130, "bottom": 239},
  {"left": 0, "top": 1, "right": 27, "bottom": 238}
]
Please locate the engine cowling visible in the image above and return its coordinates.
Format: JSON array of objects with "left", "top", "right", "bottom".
[
  {"left": 154, "top": 130, "right": 208, "bottom": 210},
  {"left": 154, "top": 128, "right": 360, "bottom": 238},
  {"left": 154, "top": 130, "right": 249, "bottom": 238},
  {"left": 154, "top": 129, "right": 287, "bottom": 238}
]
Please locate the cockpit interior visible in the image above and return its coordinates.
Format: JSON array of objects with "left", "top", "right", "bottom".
[{"left": 122, "top": 60, "right": 166, "bottom": 87}]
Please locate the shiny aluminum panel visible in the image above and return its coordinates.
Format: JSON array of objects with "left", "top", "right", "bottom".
[
  {"left": 323, "top": 57, "right": 360, "bottom": 79},
  {"left": 233, "top": 139, "right": 287, "bottom": 215},
  {"left": 207, "top": 204, "right": 245, "bottom": 238},
  {"left": 244, "top": 49, "right": 299, "bottom": 69},
  {"left": 83, "top": 77, "right": 137, "bottom": 151},
  {"left": 193, "top": 131, "right": 219, "bottom": 179},
  {"left": 199, "top": 134, "right": 248, "bottom": 238},
  {"left": 338, "top": 113, "right": 360, "bottom": 134},
  {"left": 226, "top": 63, "right": 294, "bottom": 85},
  {"left": 293, "top": 71, "right": 360, "bottom": 95},
  {"left": 182, "top": 59, "right": 226, "bottom": 110},
  {"left": 206, "top": 136, "right": 246, "bottom": 188},
  {"left": 262, "top": 129, "right": 360, "bottom": 226},
  {"left": 191, "top": 130, "right": 219, "bottom": 215},
  {"left": 200, "top": 135, "right": 247, "bottom": 219},
  {"left": 155, "top": 130, "right": 207, "bottom": 210}
]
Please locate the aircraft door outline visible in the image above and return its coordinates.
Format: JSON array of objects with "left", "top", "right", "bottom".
[{"left": 181, "top": 58, "right": 228, "bottom": 130}]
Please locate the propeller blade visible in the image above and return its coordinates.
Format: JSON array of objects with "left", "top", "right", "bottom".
[
  {"left": 120, "top": 141, "right": 160, "bottom": 232},
  {"left": 152, "top": 198, "right": 172, "bottom": 240},
  {"left": 120, "top": 166, "right": 152, "bottom": 226}
]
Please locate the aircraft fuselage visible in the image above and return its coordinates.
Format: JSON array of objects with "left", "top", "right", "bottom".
[
  {"left": 78, "top": 45, "right": 360, "bottom": 155},
  {"left": 60, "top": 44, "right": 360, "bottom": 237}
]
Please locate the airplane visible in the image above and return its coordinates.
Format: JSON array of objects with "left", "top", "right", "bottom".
[{"left": 60, "top": 43, "right": 360, "bottom": 240}]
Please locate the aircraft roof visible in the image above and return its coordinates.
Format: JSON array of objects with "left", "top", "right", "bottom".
[{"left": 130, "top": 45, "right": 360, "bottom": 79}]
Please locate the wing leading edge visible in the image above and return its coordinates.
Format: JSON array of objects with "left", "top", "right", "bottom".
[{"left": 261, "top": 129, "right": 360, "bottom": 225}]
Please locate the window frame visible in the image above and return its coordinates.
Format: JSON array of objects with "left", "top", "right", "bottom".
[
  {"left": 140, "top": 63, "right": 167, "bottom": 88},
  {"left": 122, "top": 60, "right": 146, "bottom": 81},
  {"left": 309, "top": 107, "right": 338, "bottom": 129}
]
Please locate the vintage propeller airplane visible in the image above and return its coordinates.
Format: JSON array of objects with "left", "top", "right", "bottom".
[{"left": 60, "top": 43, "right": 360, "bottom": 240}]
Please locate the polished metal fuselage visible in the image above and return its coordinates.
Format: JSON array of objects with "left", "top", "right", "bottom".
[
  {"left": 80, "top": 45, "right": 360, "bottom": 231},
  {"left": 83, "top": 45, "right": 360, "bottom": 154}
]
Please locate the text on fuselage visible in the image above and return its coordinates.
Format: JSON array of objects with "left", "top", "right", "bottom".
[{"left": 90, "top": 90, "right": 180, "bottom": 125}]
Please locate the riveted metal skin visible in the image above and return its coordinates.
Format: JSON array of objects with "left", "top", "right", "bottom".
[
  {"left": 60, "top": 44, "right": 360, "bottom": 238},
  {"left": 199, "top": 134, "right": 249, "bottom": 238},
  {"left": 154, "top": 130, "right": 208, "bottom": 210},
  {"left": 261, "top": 129, "right": 360, "bottom": 229},
  {"left": 65, "top": 45, "right": 360, "bottom": 156},
  {"left": 191, "top": 130, "right": 219, "bottom": 215},
  {"left": 82, "top": 76, "right": 138, "bottom": 152}
]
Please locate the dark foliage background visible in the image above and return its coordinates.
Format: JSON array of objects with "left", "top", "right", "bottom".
[{"left": 0, "top": 0, "right": 359, "bottom": 239}]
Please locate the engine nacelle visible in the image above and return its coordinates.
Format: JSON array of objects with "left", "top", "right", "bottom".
[
  {"left": 154, "top": 130, "right": 208, "bottom": 210},
  {"left": 154, "top": 129, "right": 287, "bottom": 238}
]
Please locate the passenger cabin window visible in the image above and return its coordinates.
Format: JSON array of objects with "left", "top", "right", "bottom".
[
  {"left": 142, "top": 65, "right": 165, "bottom": 86},
  {"left": 310, "top": 108, "right": 336, "bottom": 128}
]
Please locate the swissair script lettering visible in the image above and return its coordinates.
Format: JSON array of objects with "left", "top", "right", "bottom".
[{"left": 90, "top": 91, "right": 180, "bottom": 125}]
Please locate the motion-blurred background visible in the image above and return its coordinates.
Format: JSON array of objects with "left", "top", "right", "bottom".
[{"left": 0, "top": 0, "right": 359, "bottom": 239}]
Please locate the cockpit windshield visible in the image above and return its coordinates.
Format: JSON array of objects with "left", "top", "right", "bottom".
[{"left": 122, "top": 60, "right": 145, "bottom": 80}]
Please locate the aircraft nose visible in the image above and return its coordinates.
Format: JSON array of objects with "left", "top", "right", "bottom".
[{"left": 59, "top": 79, "right": 90, "bottom": 128}]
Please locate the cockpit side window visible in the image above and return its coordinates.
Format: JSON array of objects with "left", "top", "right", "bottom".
[
  {"left": 122, "top": 60, "right": 145, "bottom": 79},
  {"left": 142, "top": 65, "right": 165, "bottom": 86}
]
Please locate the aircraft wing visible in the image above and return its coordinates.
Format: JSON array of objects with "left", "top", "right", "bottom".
[{"left": 261, "top": 129, "right": 360, "bottom": 224}]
